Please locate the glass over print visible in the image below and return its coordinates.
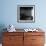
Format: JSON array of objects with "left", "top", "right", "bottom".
[{"left": 17, "top": 5, "right": 35, "bottom": 23}]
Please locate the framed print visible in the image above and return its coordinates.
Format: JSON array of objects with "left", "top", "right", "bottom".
[{"left": 17, "top": 5, "right": 35, "bottom": 23}]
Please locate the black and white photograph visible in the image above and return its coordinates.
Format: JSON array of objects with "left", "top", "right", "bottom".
[{"left": 17, "top": 5, "right": 35, "bottom": 23}]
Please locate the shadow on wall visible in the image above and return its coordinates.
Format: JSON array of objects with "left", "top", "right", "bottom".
[{"left": 0, "top": 24, "right": 7, "bottom": 43}]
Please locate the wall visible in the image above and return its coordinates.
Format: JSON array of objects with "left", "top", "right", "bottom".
[
  {"left": 0, "top": 0, "right": 46, "bottom": 44},
  {"left": 0, "top": 0, "right": 46, "bottom": 29}
]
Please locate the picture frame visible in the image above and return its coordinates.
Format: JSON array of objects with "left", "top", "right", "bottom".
[{"left": 17, "top": 5, "right": 35, "bottom": 23}]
